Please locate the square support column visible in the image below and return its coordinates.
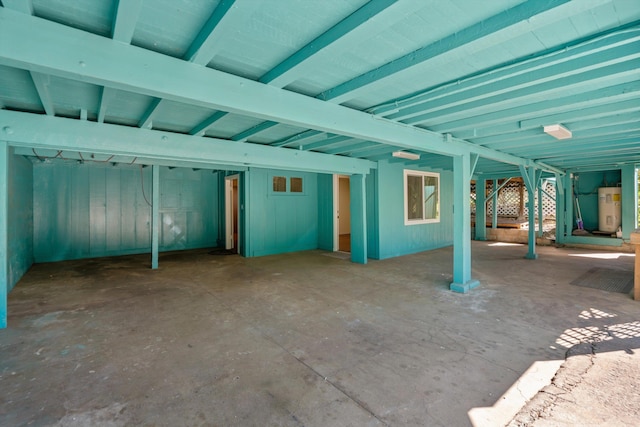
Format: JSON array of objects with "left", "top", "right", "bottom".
[
  {"left": 621, "top": 165, "right": 636, "bottom": 240},
  {"left": 350, "top": 174, "right": 367, "bottom": 264},
  {"left": 520, "top": 166, "right": 539, "bottom": 260},
  {"left": 450, "top": 153, "right": 479, "bottom": 293},
  {"left": 475, "top": 178, "right": 487, "bottom": 241},
  {"left": 151, "top": 165, "right": 160, "bottom": 269},
  {"left": 0, "top": 141, "right": 8, "bottom": 328},
  {"left": 491, "top": 179, "right": 498, "bottom": 229},
  {"left": 564, "top": 173, "right": 574, "bottom": 238},
  {"left": 537, "top": 181, "right": 544, "bottom": 238},
  {"left": 555, "top": 173, "right": 566, "bottom": 244}
]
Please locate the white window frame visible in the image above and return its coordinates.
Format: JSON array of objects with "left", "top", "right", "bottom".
[{"left": 404, "top": 169, "right": 440, "bottom": 225}]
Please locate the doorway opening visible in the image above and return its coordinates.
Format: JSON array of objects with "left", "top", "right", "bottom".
[
  {"left": 225, "top": 175, "right": 240, "bottom": 254},
  {"left": 334, "top": 175, "right": 351, "bottom": 252}
]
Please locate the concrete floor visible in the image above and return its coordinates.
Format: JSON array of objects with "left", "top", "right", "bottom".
[{"left": 1, "top": 242, "right": 638, "bottom": 426}]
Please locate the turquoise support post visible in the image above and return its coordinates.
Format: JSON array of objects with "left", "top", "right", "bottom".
[
  {"left": 475, "top": 178, "right": 487, "bottom": 241},
  {"left": 0, "top": 141, "right": 8, "bottom": 328},
  {"left": 520, "top": 166, "right": 539, "bottom": 260},
  {"left": 565, "top": 173, "right": 574, "bottom": 239},
  {"left": 537, "top": 180, "right": 544, "bottom": 238},
  {"left": 450, "top": 153, "right": 479, "bottom": 293},
  {"left": 492, "top": 179, "right": 498, "bottom": 229},
  {"left": 555, "top": 173, "right": 566, "bottom": 244},
  {"left": 350, "top": 174, "right": 367, "bottom": 264},
  {"left": 621, "top": 165, "right": 636, "bottom": 239},
  {"left": 151, "top": 165, "right": 159, "bottom": 269}
]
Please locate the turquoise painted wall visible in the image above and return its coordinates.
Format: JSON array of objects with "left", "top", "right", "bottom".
[
  {"left": 245, "top": 168, "right": 318, "bottom": 257},
  {"left": 7, "top": 151, "right": 33, "bottom": 291},
  {"left": 33, "top": 161, "right": 219, "bottom": 262},
  {"left": 374, "top": 160, "right": 453, "bottom": 260},
  {"left": 573, "top": 170, "right": 621, "bottom": 231},
  {"left": 159, "top": 167, "right": 219, "bottom": 251}
]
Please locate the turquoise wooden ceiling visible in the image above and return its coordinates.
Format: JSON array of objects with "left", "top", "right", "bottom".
[{"left": 0, "top": 0, "right": 638, "bottom": 176}]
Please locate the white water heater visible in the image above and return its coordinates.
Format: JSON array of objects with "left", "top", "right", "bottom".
[{"left": 598, "top": 187, "right": 621, "bottom": 233}]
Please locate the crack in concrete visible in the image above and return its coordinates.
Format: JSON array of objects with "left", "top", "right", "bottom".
[
  {"left": 506, "top": 342, "right": 597, "bottom": 426},
  {"left": 263, "top": 332, "right": 390, "bottom": 427}
]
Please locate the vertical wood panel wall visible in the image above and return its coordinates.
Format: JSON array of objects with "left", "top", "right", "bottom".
[{"left": 33, "top": 161, "right": 219, "bottom": 262}]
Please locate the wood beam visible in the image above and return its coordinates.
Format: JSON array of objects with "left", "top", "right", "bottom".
[
  {"left": 318, "top": 0, "right": 571, "bottom": 103},
  {"left": 112, "top": 0, "right": 143, "bottom": 43},
  {"left": 0, "top": 110, "right": 375, "bottom": 175},
  {"left": 184, "top": 0, "right": 236, "bottom": 65},
  {"left": 0, "top": 7, "right": 551, "bottom": 171},
  {"left": 259, "top": 0, "right": 398, "bottom": 87}
]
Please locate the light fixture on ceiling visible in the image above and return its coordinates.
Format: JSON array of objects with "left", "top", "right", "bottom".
[
  {"left": 392, "top": 151, "right": 420, "bottom": 160},
  {"left": 543, "top": 124, "right": 572, "bottom": 140}
]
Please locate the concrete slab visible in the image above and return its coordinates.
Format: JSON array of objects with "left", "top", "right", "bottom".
[{"left": 1, "top": 242, "right": 638, "bottom": 426}]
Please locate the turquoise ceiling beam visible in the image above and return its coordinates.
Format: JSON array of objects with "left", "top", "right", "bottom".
[
  {"left": 11, "top": 147, "right": 248, "bottom": 172},
  {"left": 403, "top": 51, "right": 640, "bottom": 125},
  {"left": 137, "top": 1, "right": 237, "bottom": 129},
  {"left": 317, "top": 0, "right": 571, "bottom": 103},
  {"left": 323, "top": 141, "right": 377, "bottom": 155},
  {"left": 269, "top": 130, "right": 324, "bottom": 147},
  {"left": 3, "top": 1, "right": 54, "bottom": 118},
  {"left": 370, "top": 21, "right": 640, "bottom": 117},
  {"left": 382, "top": 28, "right": 640, "bottom": 121},
  {"left": 565, "top": 113, "right": 640, "bottom": 132},
  {"left": 98, "top": 0, "right": 144, "bottom": 124},
  {"left": 302, "top": 135, "right": 352, "bottom": 151},
  {"left": 410, "top": 56, "right": 640, "bottom": 127},
  {"left": 138, "top": 98, "right": 162, "bottom": 129},
  {"left": 112, "top": 0, "right": 143, "bottom": 43},
  {"left": 0, "top": 8, "right": 552, "bottom": 173},
  {"left": 548, "top": 152, "right": 640, "bottom": 167},
  {"left": 356, "top": 146, "right": 397, "bottom": 160},
  {"left": 269, "top": 130, "right": 324, "bottom": 148},
  {"left": 259, "top": 0, "right": 398, "bottom": 87},
  {"left": 0, "top": 110, "right": 375, "bottom": 175},
  {"left": 0, "top": 0, "right": 32, "bottom": 14},
  {"left": 184, "top": 0, "right": 236, "bottom": 65},
  {"left": 97, "top": 87, "right": 113, "bottom": 123},
  {"left": 518, "top": 97, "right": 640, "bottom": 130},
  {"left": 487, "top": 129, "right": 640, "bottom": 152},
  {"left": 427, "top": 73, "right": 640, "bottom": 134},
  {"left": 231, "top": 120, "right": 278, "bottom": 141},
  {"left": 189, "top": 111, "right": 228, "bottom": 136},
  {"left": 423, "top": 81, "right": 640, "bottom": 140},
  {"left": 29, "top": 72, "right": 55, "bottom": 116},
  {"left": 533, "top": 145, "right": 640, "bottom": 162}
]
